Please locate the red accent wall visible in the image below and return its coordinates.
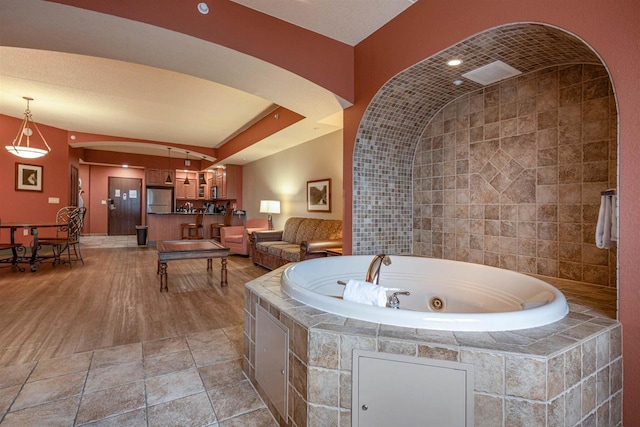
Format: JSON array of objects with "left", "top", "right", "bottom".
[
  {"left": 86, "top": 165, "right": 144, "bottom": 234},
  {"left": 347, "top": 1, "right": 640, "bottom": 424},
  {"left": 0, "top": 115, "right": 71, "bottom": 244}
]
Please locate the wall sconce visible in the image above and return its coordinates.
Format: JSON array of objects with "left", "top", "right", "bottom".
[{"left": 259, "top": 200, "right": 281, "bottom": 230}]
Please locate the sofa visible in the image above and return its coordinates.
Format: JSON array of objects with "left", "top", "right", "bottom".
[
  {"left": 220, "top": 218, "right": 269, "bottom": 256},
  {"left": 251, "top": 217, "right": 342, "bottom": 270}
]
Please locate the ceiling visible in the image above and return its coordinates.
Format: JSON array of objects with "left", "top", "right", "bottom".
[{"left": 0, "top": 0, "right": 416, "bottom": 165}]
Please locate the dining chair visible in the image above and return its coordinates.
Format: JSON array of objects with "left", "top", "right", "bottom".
[
  {"left": 0, "top": 218, "right": 25, "bottom": 270},
  {"left": 180, "top": 212, "right": 204, "bottom": 239},
  {"left": 38, "top": 207, "right": 85, "bottom": 268}
]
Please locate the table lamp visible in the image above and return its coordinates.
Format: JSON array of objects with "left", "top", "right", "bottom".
[{"left": 259, "top": 200, "right": 280, "bottom": 230}]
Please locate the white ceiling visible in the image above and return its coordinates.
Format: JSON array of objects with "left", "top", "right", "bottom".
[
  {"left": 0, "top": 0, "right": 416, "bottom": 166},
  {"left": 230, "top": 0, "right": 416, "bottom": 46}
]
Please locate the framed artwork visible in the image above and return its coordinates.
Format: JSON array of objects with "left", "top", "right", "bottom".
[
  {"left": 16, "top": 163, "right": 43, "bottom": 192},
  {"left": 307, "top": 178, "right": 331, "bottom": 212}
]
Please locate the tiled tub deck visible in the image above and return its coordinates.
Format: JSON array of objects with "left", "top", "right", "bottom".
[{"left": 243, "top": 267, "right": 622, "bottom": 427}]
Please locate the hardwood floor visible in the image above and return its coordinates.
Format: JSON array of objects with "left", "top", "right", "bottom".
[{"left": 0, "top": 244, "right": 268, "bottom": 367}]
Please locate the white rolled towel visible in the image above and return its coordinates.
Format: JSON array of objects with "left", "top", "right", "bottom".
[
  {"left": 342, "top": 279, "right": 387, "bottom": 307},
  {"left": 596, "top": 193, "right": 617, "bottom": 249}
]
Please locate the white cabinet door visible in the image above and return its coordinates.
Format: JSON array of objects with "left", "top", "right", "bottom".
[
  {"left": 255, "top": 305, "right": 288, "bottom": 419},
  {"left": 353, "top": 351, "right": 474, "bottom": 427}
]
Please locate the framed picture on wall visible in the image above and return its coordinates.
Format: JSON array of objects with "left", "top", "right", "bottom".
[
  {"left": 15, "top": 163, "right": 43, "bottom": 192},
  {"left": 307, "top": 178, "right": 331, "bottom": 212}
]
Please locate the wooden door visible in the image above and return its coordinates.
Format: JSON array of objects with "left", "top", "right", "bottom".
[
  {"left": 70, "top": 165, "right": 79, "bottom": 207},
  {"left": 108, "top": 177, "right": 142, "bottom": 235}
]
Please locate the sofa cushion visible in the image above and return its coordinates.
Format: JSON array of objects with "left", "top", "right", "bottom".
[
  {"left": 282, "top": 217, "right": 306, "bottom": 243},
  {"left": 267, "top": 243, "right": 301, "bottom": 262},
  {"left": 256, "top": 241, "right": 290, "bottom": 253},
  {"left": 312, "top": 220, "right": 342, "bottom": 240},
  {"left": 294, "top": 218, "right": 323, "bottom": 244},
  {"left": 278, "top": 245, "right": 303, "bottom": 263}
]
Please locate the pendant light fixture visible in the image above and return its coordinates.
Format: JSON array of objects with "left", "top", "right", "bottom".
[
  {"left": 5, "top": 97, "right": 52, "bottom": 159},
  {"left": 165, "top": 147, "right": 173, "bottom": 184},
  {"left": 200, "top": 156, "right": 207, "bottom": 186},
  {"left": 183, "top": 151, "right": 191, "bottom": 186}
]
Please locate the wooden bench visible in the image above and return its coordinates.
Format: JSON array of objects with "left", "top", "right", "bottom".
[{"left": 156, "top": 240, "right": 230, "bottom": 292}]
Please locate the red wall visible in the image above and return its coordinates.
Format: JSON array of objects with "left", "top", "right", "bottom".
[
  {"left": 0, "top": 115, "right": 71, "bottom": 244},
  {"left": 85, "top": 165, "right": 144, "bottom": 234},
  {"left": 347, "top": 1, "right": 640, "bottom": 424}
]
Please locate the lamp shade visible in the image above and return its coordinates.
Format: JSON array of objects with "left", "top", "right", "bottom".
[
  {"left": 259, "top": 200, "right": 280, "bottom": 214},
  {"left": 5, "top": 97, "right": 51, "bottom": 159}
]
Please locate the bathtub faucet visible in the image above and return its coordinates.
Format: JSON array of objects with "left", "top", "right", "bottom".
[{"left": 365, "top": 254, "right": 391, "bottom": 285}]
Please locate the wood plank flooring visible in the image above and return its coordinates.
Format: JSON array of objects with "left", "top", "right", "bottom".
[{"left": 0, "top": 244, "right": 268, "bottom": 367}]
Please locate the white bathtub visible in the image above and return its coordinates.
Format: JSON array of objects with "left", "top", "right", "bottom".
[{"left": 281, "top": 255, "right": 569, "bottom": 332}]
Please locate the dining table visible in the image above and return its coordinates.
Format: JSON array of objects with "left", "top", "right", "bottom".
[{"left": 0, "top": 222, "right": 66, "bottom": 272}]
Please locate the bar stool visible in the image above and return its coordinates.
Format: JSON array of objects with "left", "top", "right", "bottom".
[
  {"left": 210, "top": 209, "right": 234, "bottom": 242},
  {"left": 181, "top": 212, "right": 204, "bottom": 240}
]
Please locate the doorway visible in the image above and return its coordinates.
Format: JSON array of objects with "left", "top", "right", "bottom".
[{"left": 108, "top": 177, "right": 142, "bottom": 235}]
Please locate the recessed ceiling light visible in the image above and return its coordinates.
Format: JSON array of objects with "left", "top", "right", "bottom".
[
  {"left": 122, "top": 164, "right": 128, "bottom": 168},
  {"left": 197, "top": 3, "right": 209, "bottom": 14},
  {"left": 447, "top": 59, "right": 463, "bottom": 66},
  {"left": 453, "top": 79, "right": 464, "bottom": 86}
]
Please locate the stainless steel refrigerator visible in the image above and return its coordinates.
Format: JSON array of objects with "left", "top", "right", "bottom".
[{"left": 146, "top": 188, "right": 173, "bottom": 213}]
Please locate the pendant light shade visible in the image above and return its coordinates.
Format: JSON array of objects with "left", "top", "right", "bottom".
[
  {"left": 165, "top": 147, "right": 173, "bottom": 184},
  {"left": 183, "top": 152, "right": 191, "bottom": 186},
  {"left": 5, "top": 97, "right": 52, "bottom": 159}
]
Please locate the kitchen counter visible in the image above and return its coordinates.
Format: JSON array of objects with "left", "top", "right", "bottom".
[{"left": 146, "top": 212, "right": 244, "bottom": 242}]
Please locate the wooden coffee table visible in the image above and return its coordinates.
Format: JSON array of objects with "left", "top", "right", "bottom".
[{"left": 157, "top": 240, "right": 230, "bottom": 292}]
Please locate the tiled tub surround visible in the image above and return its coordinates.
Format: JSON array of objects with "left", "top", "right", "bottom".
[
  {"left": 413, "top": 64, "right": 617, "bottom": 288},
  {"left": 244, "top": 269, "right": 622, "bottom": 427}
]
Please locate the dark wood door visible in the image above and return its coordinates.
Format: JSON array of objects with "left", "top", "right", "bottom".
[{"left": 108, "top": 177, "right": 142, "bottom": 235}]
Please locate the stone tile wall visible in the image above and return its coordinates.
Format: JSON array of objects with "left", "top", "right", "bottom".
[{"left": 413, "top": 65, "right": 617, "bottom": 286}]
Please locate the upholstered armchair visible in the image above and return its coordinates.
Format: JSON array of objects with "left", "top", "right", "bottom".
[{"left": 220, "top": 218, "right": 269, "bottom": 255}]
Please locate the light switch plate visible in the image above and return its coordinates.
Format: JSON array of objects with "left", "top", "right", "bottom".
[
  {"left": 48, "top": 197, "right": 60, "bottom": 204},
  {"left": 101, "top": 200, "right": 107, "bottom": 205}
]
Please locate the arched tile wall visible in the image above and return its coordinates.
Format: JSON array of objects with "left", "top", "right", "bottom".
[{"left": 352, "top": 23, "right": 604, "bottom": 256}]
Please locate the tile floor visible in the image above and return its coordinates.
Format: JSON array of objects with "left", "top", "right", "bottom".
[
  {"left": 0, "top": 325, "right": 278, "bottom": 426},
  {"left": 79, "top": 235, "right": 140, "bottom": 249}
]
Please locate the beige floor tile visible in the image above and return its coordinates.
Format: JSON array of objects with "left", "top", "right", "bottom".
[
  {"left": 147, "top": 392, "right": 217, "bottom": 427},
  {"left": 0, "top": 363, "right": 35, "bottom": 389},
  {"left": 1, "top": 395, "right": 80, "bottom": 427},
  {"left": 29, "top": 352, "right": 92, "bottom": 382},
  {"left": 0, "top": 385, "right": 21, "bottom": 414},
  {"left": 144, "top": 350, "right": 195, "bottom": 378},
  {"left": 198, "top": 359, "right": 245, "bottom": 390},
  {"left": 222, "top": 325, "right": 244, "bottom": 342},
  {"left": 191, "top": 342, "right": 240, "bottom": 367},
  {"left": 145, "top": 368, "right": 204, "bottom": 406},
  {"left": 143, "top": 336, "right": 189, "bottom": 358},
  {"left": 219, "top": 408, "right": 278, "bottom": 427},
  {"left": 75, "top": 408, "right": 147, "bottom": 426},
  {"left": 75, "top": 381, "right": 145, "bottom": 425},
  {"left": 11, "top": 371, "right": 86, "bottom": 411},
  {"left": 91, "top": 343, "right": 142, "bottom": 370},
  {"left": 209, "top": 379, "right": 265, "bottom": 421},
  {"left": 186, "top": 329, "right": 229, "bottom": 349},
  {"left": 84, "top": 360, "right": 144, "bottom": 393}
]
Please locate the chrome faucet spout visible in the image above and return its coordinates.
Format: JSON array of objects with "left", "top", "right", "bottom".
[{"left": 365, "top": 254, "right": 391, "bottom": 285}]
